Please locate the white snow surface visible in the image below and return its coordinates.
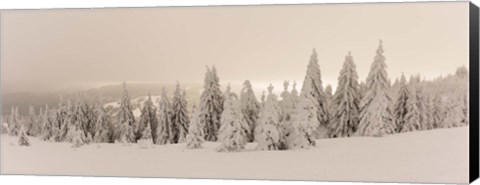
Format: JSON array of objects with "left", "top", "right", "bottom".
[{"left": 0, "top": 126, "right": 468, "bottom": 183}]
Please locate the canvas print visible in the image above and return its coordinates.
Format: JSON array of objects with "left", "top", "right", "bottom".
[{"left": 0, "top": 1, "right": 475, "bottom": 184}]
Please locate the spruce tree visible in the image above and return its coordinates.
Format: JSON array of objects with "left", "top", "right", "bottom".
[
  {"left": 356, "top": 41, "right": 395, "bottom": 136},
  {"left": 300, "top": 49, "right": 329, "bottom": 128},
  {"left": 443, "top": 98, "right": 463, "bottom": 128},
  {"left": 414, "top": 76, "right": 429, "bottom": 130},
  {"left": 156, "top": 88, "right": 173, "bottom": 145},
  {"left": 54, "top": 97, "right": 70, "bottom": 142},
  {"left": 393, "top": 74, "right": 409, "bottom": 132},
  {"left": 138, "top": 123, "right": 154, "bottom": 149},
  {"left": 26, "top": 105, "right": 37, "bottom": 136},
  {"left": 41, "top": 104, "right": 55, "bottom": 141},
  {"left": 431, "top": 93, "right": 445, "bottom": 128},
  {"left": 255, "top": 85, "right": 282, "bottom": 151},
  {"left": 115, "top": 82, "right": 136, "bottom": 143},
  {"left": 328, "top": 52, "right": 361, "bottom": 138},
  {"left": 71, "top": 126, "right": 86, "bottom": 148},
  {"left": 401, "top": 76, "right": 422, "bottom": 132},
  {"left": 18, "top": 125, "right": 31, "bottom": 146},
  {"left": 94, "top": 105, "right": 113, "bottom": 143},
  {"left": 171, "top": 83, "right": 190, "bottom": 143},
  {"left": 287, "top": 94, "right": 319, "bottom": 149},
  {"left": 216, "top": 87, "right": 249, "bottom": 152},
  {"left": 199, "top": 66, "right": 224, "bottom": 142},
  {"left": 136, "top": 94, "right": 158, "bottom": 142},
  {"left": 8, "top": 107, "right": 20, "bottom": 136},
  {"left": 239, "top": 80, "right": 260, "bottom": 142},
  {"left": 186, "top": 106, "right": 204, "bottom": 149}
]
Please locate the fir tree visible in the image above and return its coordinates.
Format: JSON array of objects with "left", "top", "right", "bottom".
[
  {"left": 156, "top": 88, "right": 173, "bottom": 145},
  {"left": 356, "top": 40, "right": 395, "bottom": 136},
  {"left": 26, "top": 105, "right": 38, "bottom": 136},
  {"left": 393, "top": 74, "right": 409, "bottom": 132},
  {"left": 41, "top": 104, "right": 55, "bottom": 141},
  {"left": 54, "top": 97, "right": 70, "bottom": 142},
  {"left": 115, "top": 82, "right": 136, "bottom": 143},
  {"left": 136, "top": 94, "right": 158, "bottom": 142},
  {"left": 18, "top": 125, "right": 31, "bottom": 146},
  {"left": 94, "top": 105, "right": 113, "bottom": 143},
  {"left": 239, "top": 80, "right": 260, "bottom": 142},
  {"left": 255, "top": 84, "right": 282, "bottom": 151},
  {"left": 301, "top": 49, "right": 330, "bottom": 128},
  {"left": 431, "top": 93, "right": 446, "bottom": 129},
  {"left": 199, "top": 66, "right": 224, "bottom": 142},
  {"left": 328, "top": 52, "right": 361, "bottom": 138},
  {"left": 8, "top": 107, "right": 20, "bottom": 136},
  {"left": 217, "top": 87, "right": 249, "bottom": 152},
  {"left": 71, "top": 126, "right": 86, "bottom": 148},
  {"left": 414, "top": 76, "right": 429, "bottom": 130},
  {"left": 186, "top": 106, "right": 204, "bottom": 149},
  {"left": 287, "top": 94, "right": 319, "bottom": 149},
  {"left": 171, "top": 83, "right": 190, "bottom": 143},
  {"left": 138, "top": 123, "right": 154, "bottom": 149},
  {"left": 401, "top": 76, "right": 422, "bottom": 132},
  {"left": 443, "top": 98, "right": 463, "bottom": 128}
]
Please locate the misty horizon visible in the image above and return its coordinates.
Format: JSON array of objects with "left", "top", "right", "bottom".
[{"left": 1, "top": 2, "right": 469, "bottom": 94}]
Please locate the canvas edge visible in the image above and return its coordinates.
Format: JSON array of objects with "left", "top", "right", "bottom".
[{"left": 469, "top": 1, "right": 480, "bottom": 184}]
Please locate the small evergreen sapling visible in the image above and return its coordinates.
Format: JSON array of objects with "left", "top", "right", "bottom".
[
  {"left": 216, "top": 86, "right": 249, "bottom": 152},
  {"left": 18, "top": 125, "right": 31, "bottom": 147},
  {"left": 138, "top": 123, "right": 154, "bottom": 149},
  {"left": 287, "top": 94, "right": 319, "bottom": 149},
  {"left": 186, "top": 106, "right": 204, "bottom": 149},
  {"left": 255, "top": 85, "right": 282, "bottom": 151}
]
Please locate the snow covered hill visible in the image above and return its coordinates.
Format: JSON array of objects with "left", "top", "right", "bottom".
[{"left": 0, "top": 126, "right": 469, "bottom": 184}]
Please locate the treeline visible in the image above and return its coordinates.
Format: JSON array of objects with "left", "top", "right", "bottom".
[{"left": 1, "top": 41, "right": 469, "bottom": 151}]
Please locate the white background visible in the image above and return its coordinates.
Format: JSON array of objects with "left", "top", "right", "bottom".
[{"left": 0, "top": 0, "right": 479, "bottom": 185}]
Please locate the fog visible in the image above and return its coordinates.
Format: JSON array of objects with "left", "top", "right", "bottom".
[{"left": 0, "top": 2, "right": 468, "bottom": 93}]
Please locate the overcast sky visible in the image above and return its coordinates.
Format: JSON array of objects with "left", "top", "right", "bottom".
[{"left": 0, "top": 2, "right": 469, "bottom": 93}]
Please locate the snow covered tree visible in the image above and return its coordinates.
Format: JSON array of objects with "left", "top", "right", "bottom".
[
  {"left": 239, "top": 80, "right": 260, "bottom": 142},
  {"left": 8, "top": 107, "right": 20, "bottom": 136},
  {"left": 301, "top": 49, "right": 329, "bottom": 137},
  {"left": 260, "top": 91, "right": 266, "bottom": 108},
  {"left": 278, "top": 81, "right": 300, "bottom": 149},
  {"left": 115, "top": 82, "right": 136, "bottom": 143},
  {"left": 356, "top": 40, "right": 395, "bottom": 136},
  {"left": 18, "top": 125, "right": 30, "bottom": 146},
  {"left": 41, "top": 105, "right": 55, "bottom": 141},
  {"left": 327, "top": 52, "right": 361, "bottom": 138},
  {"left": 443, "top": 98, "right": 463, "bottom": 128},
  {"left": 255, "top": 84, "right": 282, "bottom": 151},
  {"left": 216, "top": 87, "right": 249, "bottom": 152},
  {"left": 393, "top": 74, "right": 409, "bottom": 132},
  {"left": 171, "top": 83, "right": 190, "bottom": 143},
  {"left": 280, "top": 81, "right": 295, "bottom": 120},
  {"left": 53, "top": 97, "right": 70, "bottom": 142},
  {"left": 138, "top": 123, "right": 154, "bottom": 149},
  {"left": 136, "top": 94, "right": 158, "bottom": 142},
  {"left": 431, "top": 93, "right": 446, "bottom": 128},
  {"left": 186, "top": 106, "right": 204, "bottom": 149},
  {"left": 199, "top": 66, "right": 224, "bottom": 142},
  {"left": 156, "top": 88, "right": 173, "bottom": 145},
  {"left": 401, "top": 76, "right": 422, "bottom": 132},
  {"left": 71, "top": 126, "right": 86, "bottom": 148},
  {"left": 94, "top": 105, "right": 113, "bottom": 143},
  {"left": 25, "top": 105, "right": 38, "bottom": 136},
  {"left": 287, "top": 94, "right": 319, "bottom": 149},
  {"left": 413, "top": 77, "right": 429, "bottom": 130}
]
